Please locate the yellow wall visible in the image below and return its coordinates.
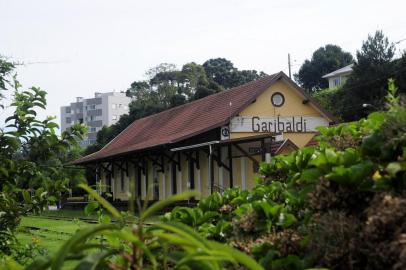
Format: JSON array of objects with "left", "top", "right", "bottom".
[{"left": 231, "top": 79, "right": 329, "bottom": 148}]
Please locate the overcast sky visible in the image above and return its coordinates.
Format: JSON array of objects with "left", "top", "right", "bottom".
[{"left": 1, "top": 0, "right": 405, "bottom": 131}]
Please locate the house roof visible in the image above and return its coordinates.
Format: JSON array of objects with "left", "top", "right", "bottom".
[
  {"left": 273, "top": 139, "right": 299, "bottom": 154},
  {"left": 73, "top": 72, "right": 336, "bottom": 165},
  {"left": 322, "top": 64, "right": 354, "bottom": 79}
]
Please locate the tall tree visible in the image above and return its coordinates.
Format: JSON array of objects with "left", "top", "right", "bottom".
[
  {"left": 336, "top": 30, "right": 396, "bottom": 121},
  {"left": 0, "top": 56, "right": 86, "bottom": 253},
  {"left": 87, "top": 59, "right": 266, "bottom": 154},
  {"left": 0, "top": 56, "right": 15, "bottom": 106},
  {"left": 203, "top": 58, "right": 267, "bottom": 89},
  {"left": 295, "top": 44, "right": 353, "bottom": 91},
  {"left": 203, "top": 58, "right": 236, "bottom": 88}
]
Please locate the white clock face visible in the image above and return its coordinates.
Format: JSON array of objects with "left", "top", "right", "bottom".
[{"left": 271, "top": 92, "right": 285, "bottom": 107}]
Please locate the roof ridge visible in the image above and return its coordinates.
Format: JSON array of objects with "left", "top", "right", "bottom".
[
  {"left": 99, "top": 73, "right": 281, "bottom": 151},
  {"left": 72, "top": 72, "right": 285, "bottom": 164}
]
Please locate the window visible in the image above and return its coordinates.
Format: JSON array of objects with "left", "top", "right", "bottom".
[
  {"left": 78, "top": 118, "right": 84, "bottom": 124},
  {"left": 87, "top": 105, "right": 96, "bottom": 110},
  {"left": 66, "top": 117, "right": 71, "bottom": 124},
  {"left": 333, "top": 77, "right": 341, "bottom": 87},
  {"left": 89, "top": 127, "right": 96, "bottom": 133},
  {"left": 65, "top": 107, "right": 71, "bottom": 114},
  {"left": 112, "top": 115, "right": 118, "bottom": 121},
  {"left": 271, "top": 92, "right": 285, "bottom": 107},
  {"left": 112, "top": 104, "right": 117, "bottom": 109},
  {"left": 87, "top": 116, "right": 94, "bottom": 122}
]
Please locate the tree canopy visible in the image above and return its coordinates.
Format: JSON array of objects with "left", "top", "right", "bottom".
[
  {"left": 89, "top": 58, "right": 267, "bottom": 153},
  {"left": 0, "top": 56, "right": 87, "bottom": 254},
  {"left": 295, "top": 44, "right": 353, "bottom": 91},
  {"left": 333, "top": 30, "right": 405, "bottom": 121}
]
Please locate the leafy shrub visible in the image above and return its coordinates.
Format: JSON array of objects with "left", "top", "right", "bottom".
[
  {"left": 0, "top": 193, "right": 21, "bottom": 254},
  {"left": 18, "top": 185, "right": 264, "bottom": 270},
  {"left": 0, "top": 63, "right": 86, "bottom": 256},
  {"left": 165, "top": 80, "right": 406, "bottom": 269}
]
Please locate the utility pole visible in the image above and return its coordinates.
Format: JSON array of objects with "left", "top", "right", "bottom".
[{"left": 288, "top": 53, "right": 292, "bottom": 79}]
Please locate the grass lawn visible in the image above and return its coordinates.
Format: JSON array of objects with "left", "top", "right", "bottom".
[
  {"left": 40, "top": 209, "right": 97, "bottom": 219},
  {"left": 15, "top": 210, "right": 160, "bottom": 264},
  {"left": 15, "top": 216, "right": 94, "bottom": 268},
  {"left": 17, "top": 216, "right": 93, "bottom": 252}
]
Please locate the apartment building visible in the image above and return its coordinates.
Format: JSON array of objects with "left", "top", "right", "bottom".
[{"left": 61, "top": 92, "right": 131, "bottom": 146}]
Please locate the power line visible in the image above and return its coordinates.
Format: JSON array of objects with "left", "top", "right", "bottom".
[{"left": 395, "top": 38, "right": 406, "bottom": 44}]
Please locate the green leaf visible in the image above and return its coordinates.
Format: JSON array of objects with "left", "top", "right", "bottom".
[
  {"left": 141, "top": 191, "right": 199, "bottom": 222},
  {"left": 84, "top": 201, "right": 99, "bottom": 216},
  {"left": 300, "top": 168, "right": 321, "bottom": 183},
  {"left": 99, "top": 214, "right": 111, "bottom": 224},
  {"left": 208, "top": 241, "right": 265, "bottom": 270},
  {"left": 325, "top": 148, "right": 338, "bottom": 164},
  {"left": 51, "top": 224, "right": 119, "bottom": 270},
  {"left": 2, "top": 257, "right": 24, "bottom": 270},
  {"left": 78, "top": 184, "right": 121, "bottom": 219},
  {"left": 25, "top": 257, "right": 53, "bottom": 270},
  {"left": 386, "top": 162, "right": 406, "bottom": 176},
  {"left": 109, "top": 229, "right": 157, "bottom": 266},
  {"left": 74, "top": 249, "right": 117, "bottom": 270},
  {"left": 154, "top": 222, "right": 211, "bottom": 250},
  {"left": 277, "top": 213, "right": 297, "bottom": 228},
  {"left": 22, "top": 189, "right": 31, "bottom": 203}
]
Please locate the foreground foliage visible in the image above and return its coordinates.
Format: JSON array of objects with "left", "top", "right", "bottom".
[
  {"left": 0, "top": 57, "right": 86, "bottom": 257},
  {"left": 164, "top": 80, "right": 406, "bottom": 269},
  {"left": 14, "top": 186, "right": 263, "bottom": 270},
  {"left": 4, "top": 79, "right": 406, "bottom": 269}
]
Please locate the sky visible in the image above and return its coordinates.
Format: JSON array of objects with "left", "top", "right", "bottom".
[{"left": 1, "top": 0, "right": 405, "bottom": 131}]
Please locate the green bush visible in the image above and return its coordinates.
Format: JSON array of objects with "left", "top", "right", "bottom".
[
  {"left": 165, "top": 80, "right": 406, "bottom": 269},
  {"left": 5, "top": 80, "right": 406, "bottom": 269}
]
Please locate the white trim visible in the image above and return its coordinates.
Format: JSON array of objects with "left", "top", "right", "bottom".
[
  {"left": 241, "top": 157, "right": 247, "bottom": 190},
  {"left": 161, "top": 171, "right": 166, "bottom": 200},
  {"left": 142, "top": 173, "right": 146, "bottom": 198},
  {"left": 177, "top": 168, "right": 182, "bottom": 193}
]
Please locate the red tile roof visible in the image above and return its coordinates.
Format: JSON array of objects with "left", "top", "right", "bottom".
[{"left": 73, "top": 72, "right": 334, "bottom": 165}]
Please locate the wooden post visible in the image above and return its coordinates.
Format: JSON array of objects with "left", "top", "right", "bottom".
[
  {"left": 209, "top": 145, "right": 214, "bottom": 194},
  {"left": 137, "top": 167, "right": 142, "bottom": 197},
  {"left": 261, "top": 139, "right": 265, "bottom": 162}
]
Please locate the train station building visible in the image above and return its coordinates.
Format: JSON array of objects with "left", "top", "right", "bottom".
[{"left": 72, "top": 72, "right": 336, "bottom": 201}]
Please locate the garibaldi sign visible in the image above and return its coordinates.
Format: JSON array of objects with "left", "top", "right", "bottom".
[{"left": 230, "top": 116, "right": 329, "bottom": 133}]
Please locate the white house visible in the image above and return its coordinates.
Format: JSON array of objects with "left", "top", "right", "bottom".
[{"left": 322, "top": 64, "right": 353, "bottom": 89}]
